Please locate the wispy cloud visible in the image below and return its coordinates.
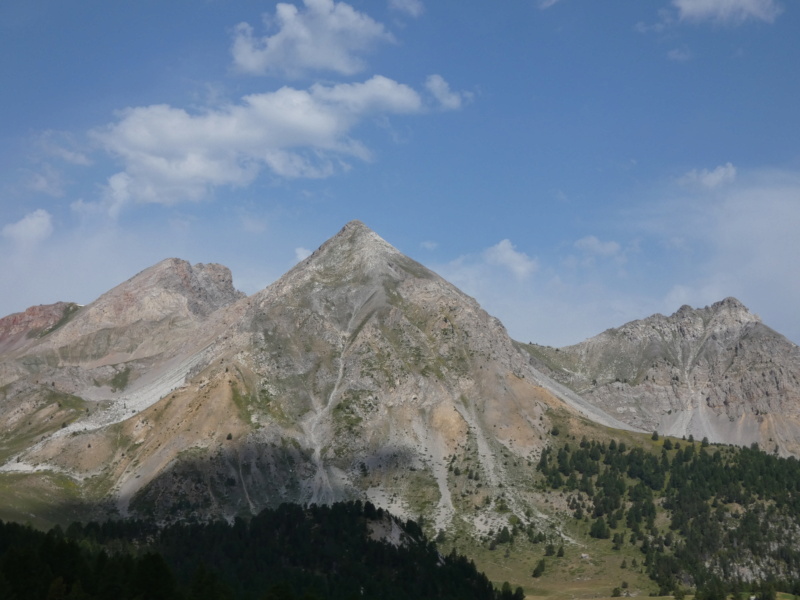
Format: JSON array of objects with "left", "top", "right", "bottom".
[
  {"left": 231, "top": 0, "right": 393, "bottom": 77},
  {"left": 638, "top": 1, "right": 780, "bottom": 37},
  {"left": 389, "top": 0, "right": 424, "bottom": 18},
  {"left": 38, "top": 130, "right": 92, "bottom": 166},
  {"left": 434, "top": 240, "right": 649, "bottom": 346},
  {"left": 667, "top": 46, "right": 692, "bottom": 61},
  {"left": 2, "top": 209, "right": 54, "bottom": 248},
  {"left": 484, "top": 239, "right": 538, "bottom": 280},
  {"left": 672, "top": 0, "right": 782, "bottom": 24},
  {"left": 679, "top": 162, "right": 736, "bottom": 188},
  {"left": 25, "top": 164, "right": 67, "bottom": 197},
  {"left": 295, "top": 247, "right": 313, "bottom": 261},
  {"left": 425, "top": 74, "right": 472, "bottom": 110},
  {"left": 574, "top": 235, "right": 622, "bottom": 258}
]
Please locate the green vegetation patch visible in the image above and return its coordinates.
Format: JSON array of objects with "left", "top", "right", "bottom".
[{"left": 109, "top": 366, "right": 131, "bottom": 392}]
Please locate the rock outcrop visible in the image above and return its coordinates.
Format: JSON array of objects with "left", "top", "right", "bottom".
[{"left": 0, "top": 302, "right": 79, "bottom": 355}]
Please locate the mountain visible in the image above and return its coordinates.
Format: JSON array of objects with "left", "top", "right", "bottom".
[
  {"left": 524, "top": 297, "right": 800, "bottom": 454},
  {"left": 4, "top": 221, "right": 800, "bottom": 597},
  {"left": 0, "top": 221, "right": 629, "bottom": 530}
]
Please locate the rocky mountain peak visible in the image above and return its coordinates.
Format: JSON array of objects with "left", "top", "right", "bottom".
[
  {"left": 297, "top": 220, "right": 417, "bottom": 282},
  {"left": 0, "top": 302, "right": 80, "bottom": 355},
  {"left": 121, "top": 258, "right": 244, "bottom": 318},
  {"left": 530, "top": 297, "right": 800, "bottom": 454},
  {"left": 0, "top": 258, "right": 246, "bottom": 374},
  {"left": 663, "top": 297, "right": 760, "bottom": 344},
  {"left": 709, "top": 296, "right": 759, "bottom": 322},
  {"left": 46, "top": 258, "right": 243, "bottom": 341},
  {"left": 251, "top": 220, "right": 437, "bottom": 335}
]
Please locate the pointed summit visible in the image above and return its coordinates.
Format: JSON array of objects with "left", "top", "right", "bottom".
[
  {"left": 710, "top": 296, "right": 759, "bottom": 320},
  {"left": 294, "top": 219, "right": 420, "bottom": 283},
  {"left": 254, "top": 219, "right": 437, "bottom": 321}
]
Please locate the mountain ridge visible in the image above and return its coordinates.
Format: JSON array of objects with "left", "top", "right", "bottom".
[
  {"left": 1, "top": 221, "right": 586, "bottom": 534},
  {"left": 0, "top": 219, "right": 797, "bottom": 536},
  {"left": 525, "top": 295, "right": 800, "bottom": 453}
]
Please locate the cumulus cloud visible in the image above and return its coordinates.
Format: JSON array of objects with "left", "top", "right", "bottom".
[
  {"left": 484, "top": 239, "right": 538, "bottom": 280},
  {"left": 92, "top": 75, "right": 423, "bottom": 209},
  {"left": 2, "top": 209, "right": 54, "bottom": 247},
  {"left": 389, "top": 0, "right": 424, "bottom": 17},
  {"left": 231, "top": 0, "right": 393, "bottom": 77},
  {"left": 425, "top": 75, "right": 471, "bottom": 110},
  {"left": 672, "top": 0, "right": 782, "bottom": 24},
  {"left": 680, "top": 162, "right": 737, "bottom": 188}
]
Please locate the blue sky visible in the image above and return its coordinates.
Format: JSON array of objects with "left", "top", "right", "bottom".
[{"left": 2, "top": 0, "right": 799, "bottom": 346}]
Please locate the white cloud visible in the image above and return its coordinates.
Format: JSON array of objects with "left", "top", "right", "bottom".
[
  {"left": 92, "top": 76, "right": 423, "bottom": 210},
  {"left": 2, "top": 209, "right": 54, "bottom": 247},
  {"left": 672, "top": 0, "right": 782, "bottom": 24},
  {"left": 26, "top": 164, "right": 66, "bottom": 197},
  {"left": 574, "top": 236, "right": 621, "bottom": 257},
  {"left": 38, "top": 131, "right": 92, "bottom": 166},
  {"left": 295, "top": 247, "right": 313, "bottom": 261},
  {"left": 484, "top": 239, "right": 538, "bottom": 280},
  {"left": 231, "top": 0, "right": 393, "bottom": 77},
  {"left": 538, "top": 0, "right": 564, "bottom": 8},
  {"left": 680, "top": 162, "right": 737, "bottom": 188},
  {"left": 667, "top": 46, "right": 692, "bottom": 61},
  {"left": 424, "top": 74, "right": 471, "bottom": 111},
  {"left": 389, "top": 0, "right": 424, "bottom": 17},
  {"left": 239, "top": 213, "right": 268, "bottom": 234},
  {"left": 420, "top": 240, "right": 438, "bottom": 250}
]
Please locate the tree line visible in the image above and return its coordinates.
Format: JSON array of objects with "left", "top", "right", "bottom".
[
  {"left": 0, "top": 501, "right": 501, "bottom": 600},
  {"left": 538, "top": 436, "right": 800, "bottom": 599}
]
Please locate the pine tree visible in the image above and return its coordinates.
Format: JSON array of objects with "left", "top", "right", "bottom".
[{"left": 532, "top": 559, "right": 545, "bottom": 578}]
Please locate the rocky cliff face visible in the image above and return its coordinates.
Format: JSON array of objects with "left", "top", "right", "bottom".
[{"left": 525, "top": 298, "right": 800, "bottom": 454}]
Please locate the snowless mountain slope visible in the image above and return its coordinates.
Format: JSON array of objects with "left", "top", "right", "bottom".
[{"left": 523, "top": 298, "right": 800, "bottom": 454}]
